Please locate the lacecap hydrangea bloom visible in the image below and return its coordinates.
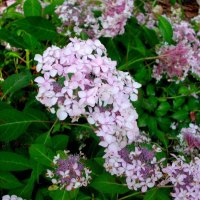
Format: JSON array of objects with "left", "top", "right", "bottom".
[
  {"left": 46, "top": 151, "right": 91, "bottom": 191},
  {"left": 2, "top": 195, "right": 23, "bottom": 200},
  {"left": 104, "top": 139, "right": 164, "bottom": 192},
  {"left": 55, "top": 0, "right": 134, "bottom": 38},
  {"left": 162, "top": 155, "right": 200, "bottom": 200}
]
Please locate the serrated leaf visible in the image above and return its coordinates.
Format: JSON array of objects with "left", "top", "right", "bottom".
[
  {"left": 90, "top": 173, "right": 129, "bottom": 194},
  {"left": 0, "top": 152, "right": 31, "bottom": 171},
  {"left": 0, "top": 171, "right": 23, "bottom": 189},
  {"left": 29, "top": 144, "right": 54, "bottom": 167},
  {"left": 158, "top": 16, "right": 173, "bottom": 44},
  {"left": 12, "top": 17, "right": 58, "bottom": 41},
  {"left": 23, "top": 0, "right": 42, "bottom": 17},
  {"left": 1, "top": 71, "right": 32, "bottom": 98}
]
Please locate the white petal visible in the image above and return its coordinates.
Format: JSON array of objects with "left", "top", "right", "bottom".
[
  {"left": 57, "top": 109, "right": 67, "bottom": 120},
  {"left": 34, "top": 54, "right": 43, "bottom": 63}
]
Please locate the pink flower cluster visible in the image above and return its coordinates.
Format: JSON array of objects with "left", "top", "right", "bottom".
[
  {"left": 55, "top": 0, "right": 134, "bottom": 38},
  {"left": 46, "top": 151, "right": 91, "bottom": 191},
  {"left": 162, "top": 155, "right": 200, "bottom": 200},
  {"left": 34, "top": 38, "right": 141, "bottom": 152},
  {"left": 152, "top": 42, "right": 191, "bottom": 81},
  {"left": 178, "top": 124, "right": 200, "bottom": 152},
  {"left": 153, "top": 20, "right": 200, "bottom": 81}
]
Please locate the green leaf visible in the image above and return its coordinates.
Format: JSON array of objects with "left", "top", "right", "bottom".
[
  {"left": 171, "top": 110, "right": 189, "bottom": 121},
  {"left": 173, "top": 98, "right": 185, "bottom": 108},
  {"left": 146, "top": 84, "right": 155, "bottom": 96},
  {"left": 142, "top": 26, "right": 159, "bottom": 47},
  {"left": 23, "top": 107, "right": 50, "bottom": 129},
  {"left": 156, "top": 102, "right": 170, "bottom": 116},
  {"left": 155, "top": 130, "right": 168, "bottom": 148},
  {"left": 49, "top": 190, "right": 79, "bottom": 200},
  {"left": 23, "top": 0, "right": 42, "bottom": 17},
  {"left": 0, "top": 28, "right": 28, "bottom": 49},
  {"left": 12, "top": 17, "right": 58, "bottom": 41},
  {"left": 157, "top": 117, "right": 171, "bottom": 132},
  {"left": 19, "top": 167, "right": 38, "bottom": 198},
  {"left": 0, "top": 152, "right": 31, "bottom": 171},
  {"left": 144, "top": 188, "right": 170, "bottom": 200},
  {"left": 142, "top": 97, "right": 158, "bottom": 112},
  {"left": 158, "top": 16, "right": 173, "bottom": 44},
  {"left": 29, "top": 144, "right": 53, "bottom": 167},
  {"left": 52, "top": 135, "right": 69, "bottom": 150},
  {"left": 90, "top": 173, "right": 129, "bottom": 194},
  {"left": 147, "top": 116, "right": 158, "bottom": 135},
  {"left": 0, "top": 171, "right": 23, "bottom": 189},
  {"left": 35, "top": 132, "right": 52, "bottom": 147},
  {"left": 1, "top": 71, "right": 32, "bottom": 98},
  {"left": 22, "top": 32, "right": 41, "bottom": 51},
  {"left": 0, "top": 109, "right": 31, "bottom": 142}
]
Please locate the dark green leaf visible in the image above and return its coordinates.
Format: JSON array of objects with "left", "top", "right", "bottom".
[
  {"left": 156, "top": 102, "right": 170, "bottom": 116},
  {"left": 0, "top": 152, "right": 31, "bottom": 171},
  {"left": 13, "top": 17, "right": 58, "bottom": 41},
  {"left": 173, "top": 98, "right": 185, "bottom": 108},
  {"left": 29, "top": 144, "right": 53, "bottom": 167},
  {"left": 52, "top": 135, "right": 69, "bottom": 150},
  {"left": 23, "top": 0, "right": 42, "bottom": 17},
  {"left": 0, "top": 109, "right": 31, "bottom": 142},
  {"left": 49, "top": 190, "right": 79, "bottom": 200},
  {"left": 155, "top": 130, "right": 168, "bottom": 148},
  {"left": 90, "top": 173, "right": 129, "bottom": 194},
  {"left": 144, "top": 188, "right": 170, "bottom": 200},
  {"left": 0, "top": 171, "right": 23, "bottom": 189},
  {"left": 0, "top": 28, "right": 28, "bottom": 49},
  {"left": 1, "top": 71, "right": 32, "bottom": 98},
  {"left": 171, "top": 110, "right": 189, "bottom": 121}
]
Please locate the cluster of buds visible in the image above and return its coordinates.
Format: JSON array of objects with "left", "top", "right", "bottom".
[
  {"left": 55, "top": 0, "right": 134, "bottom": 38},
  {"left": 46, "top": 151, "right": 91, "bottom": 191}
]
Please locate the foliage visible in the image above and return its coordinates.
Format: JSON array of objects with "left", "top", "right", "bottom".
[{"left": 0, "top": 0, "right": 199, "bottom": 199}]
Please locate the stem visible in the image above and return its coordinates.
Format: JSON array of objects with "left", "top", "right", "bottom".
[
  {"left": 118, "top": 191, "right": 141, "bottom": 200},
  {"left": 163, "top": 90, "right": 200, "bottom": 99},
  {"left": 118, "top": 56, "right": 160, "bottom": 71},
  {"left": 44, "top": 118, "right": 58, "bottom": 145},
  {"left": 25, "top": 49, "right": 30, "bottom": 69}
]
